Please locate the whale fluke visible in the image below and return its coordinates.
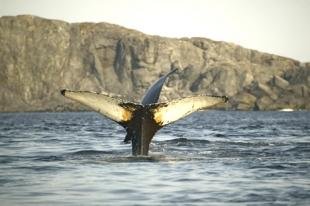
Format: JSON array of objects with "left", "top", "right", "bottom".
[
  {"left": 60, "top": 89, "right": 141, "bottom": 125},
  {"left": 150, "top": 95, "right": 228, "bottom": 126},
  {"left": 60, "top": 69, "right": 228, "bottom": 156}
]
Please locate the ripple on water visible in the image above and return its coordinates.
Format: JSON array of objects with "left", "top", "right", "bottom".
[{"left": 0, "top": 111, "right": 309, "bottom": 205}]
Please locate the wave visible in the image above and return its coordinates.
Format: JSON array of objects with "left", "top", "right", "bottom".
[
  {"left": 156, "top": 137, "right": 210, "bottom": 145},
  {"left": 35, "top": 155, "right": 65, "bottom": 162},
  {"left": 70, "top": 149, "right": 116, "bottom": 156}
]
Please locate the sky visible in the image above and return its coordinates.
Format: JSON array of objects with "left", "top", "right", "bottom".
[{"left": 0, "top": 0, "right": 309, "bottom": 62}]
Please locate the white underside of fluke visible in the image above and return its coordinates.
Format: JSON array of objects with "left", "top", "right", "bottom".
[
  {"left": 150, "top": 95, "right": 227, "bottom": 126},
  {"left": 61, "top": 90, "right": 140, "bottom": 123}
]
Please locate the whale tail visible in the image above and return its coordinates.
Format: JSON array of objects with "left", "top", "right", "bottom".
[{"left": 61, "top": 90, "right": 228, "bottom": 155}]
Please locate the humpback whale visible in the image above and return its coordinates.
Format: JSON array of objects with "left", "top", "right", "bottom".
[{"left": 61, "top": 69, "right": 228, "bottom": 156}]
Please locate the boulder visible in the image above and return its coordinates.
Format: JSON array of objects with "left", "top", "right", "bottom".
[
  {"left": 257, "top": 83, "right": 278, "bottom": 100},
  {"left": 255, "top": 96, "right": 274, "bottom": 111},
  {"left": 272, "top": 75, "right": 290, "bottom": 89},
  {"left": 234, "top": 92, "right": 257, "bottom": 110}
]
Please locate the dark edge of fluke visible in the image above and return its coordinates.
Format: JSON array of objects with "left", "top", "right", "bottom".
[
  {"left": 223, "top": 96, "right": 229, "bottom": 103},
  {"left": 60, "top": 89, "right": 66, "bottom": 96}
]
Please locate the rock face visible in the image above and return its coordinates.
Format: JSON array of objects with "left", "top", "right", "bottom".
[{"left": 0, "top": 15, "right": 309, "bottom": 112}]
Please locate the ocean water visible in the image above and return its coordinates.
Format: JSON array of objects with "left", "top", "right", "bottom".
[{"left": 0, "top": 111, "right": 309, "bottom": 205}]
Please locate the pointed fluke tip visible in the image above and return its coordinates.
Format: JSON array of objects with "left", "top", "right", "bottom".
[
  {"left": 222, "top": 96, "right": 229, "bottom": 103},
  {"left": 60, "top": 89, "right": 67, "bottom": 96}
]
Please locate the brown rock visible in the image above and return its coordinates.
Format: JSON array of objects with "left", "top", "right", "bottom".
[
  {"left": 234, "top": 93, "right": 257, "bottom": 110},
  {"left": 257, "top": 83, "right": 278, "bottom": 100},
  {"left": 272, "top": 75, "right": 290, "bottom": 89},
  {"left": 255, "top": 96, "right": 274, "bottom": 111},
  {"left": 0, "top": 15, "right": 309, "bottom": 111}
]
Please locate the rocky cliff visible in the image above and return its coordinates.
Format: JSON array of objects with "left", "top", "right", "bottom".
[{"left": 0, "top": 15, "right": 309, "bottom": 112}]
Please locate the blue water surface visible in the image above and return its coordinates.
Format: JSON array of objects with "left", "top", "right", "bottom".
[{"left": 0, "top": 111, "right": 309, "bottom": 205}]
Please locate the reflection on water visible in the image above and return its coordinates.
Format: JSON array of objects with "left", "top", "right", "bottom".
[{"left": 0, "top": 111, "right": 309, "bottom": 205}]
